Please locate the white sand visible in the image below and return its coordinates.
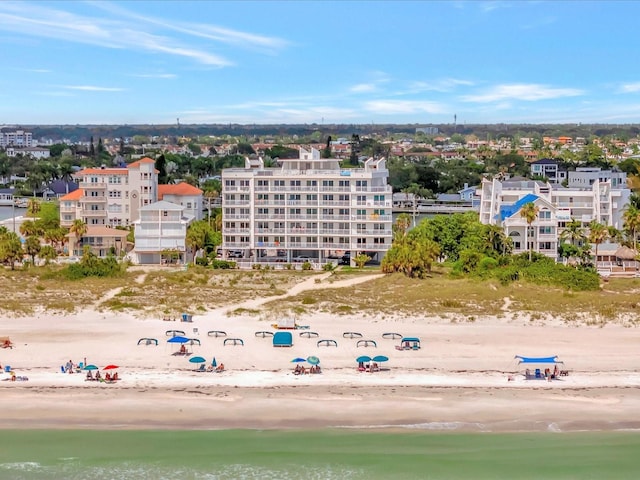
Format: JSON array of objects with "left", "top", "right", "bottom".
[{"left": 1, "top": 273, "right": 640, "bottom": 431}]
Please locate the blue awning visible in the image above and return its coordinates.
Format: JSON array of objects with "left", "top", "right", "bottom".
[{"left": 515, "top": 355, "right": 563, "bottom": 364}]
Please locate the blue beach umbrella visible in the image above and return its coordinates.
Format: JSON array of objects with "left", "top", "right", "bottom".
[
  {"left": 188, "top": 356, "right": 206, "bottom": 364},
  {"left": 83, "top": 364, "right": 99, "bottom": 371},
  {"left": 356, "top": 356, "right": 372, "bottom": 363},
  {"left": 167, "top": 336, "right": 189, "bottom": 343},
  {"left": 212, "top": 357, "right": 217, "bottom": 367},
  {"left": 291, "top": 357, "right": 306, "bottom": 363},
  {"left": 372, "top": 355, "right": 389, "bottom": 363},
  {"left": 306, "top": 356, "right": 320, "bottom": 365}
]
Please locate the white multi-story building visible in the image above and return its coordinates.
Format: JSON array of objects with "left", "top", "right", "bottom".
[
  {"left": 158, "top": 183, "right": 204, "bottom": 221},
  {"left": 479, "top": 177, "right": 630, "bottom": 261},
  {"left": 0, "top": 129, "right": 32, "bottom": 148},
  {"left": 567, "top": 167, "right": 627, "bottom": 189},
  {"left": 130, "top": 201, "right": 194, "bottom": 264},
  {"left": 221, "top": 147, "right": 393, "bottom": 264}
]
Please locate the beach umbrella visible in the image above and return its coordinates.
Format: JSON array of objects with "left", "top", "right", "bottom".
[
  {"left": 372, "top": 355, "right": 389, "bottom": 363},
  {"left": 188, "top": 356, "right": 206, "bottom": 364},
  {"left": 307, "top": 356, "right": 320, "bottom": 365},
  {"left": 103, "top": 365, "right": 119, "bottom": 370},
  {"left": 291, "top": 357, "right": 306, "bottom": 363},
  {"left": 356, "top": 356, "right": 372, "bottom": 363},
  {"left": 212, "top": 357, "right": 217, "bottom": 367},
  {"left": 167, "top": 336, "right": 189, "bottom": 344},
  {"left": 82, "top": 364, "right": 99, "bottom": 371}
]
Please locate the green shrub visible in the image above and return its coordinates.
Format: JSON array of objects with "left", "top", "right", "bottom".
[
  {"left": 301, "top": 261, "right": 312, "bottom": 271},
  {"left": 210, "top": 260, "right": 236, "bottom": 269},
  {"left": 195, "top": 256, "right": 209, "bottom": 267},
  {"left": 322, "top": 262, "right": 336, "bottom": 272}
]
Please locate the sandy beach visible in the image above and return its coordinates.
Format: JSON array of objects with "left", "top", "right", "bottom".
[{"left": 1, "top": 273, "right": 640, "bottom": 432}]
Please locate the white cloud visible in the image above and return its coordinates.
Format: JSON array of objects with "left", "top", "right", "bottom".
[
  {"left": 350, "top": 83, "right": 377, "bottom": 93},
  {"left": 129, "top": 73, "right": 177, "bottom": 79},
  {"left": 619, "top": 83, "right": 640, "bottom": 93},
  {"left": 461, "top": 84, "right": 584, "bottom": 103},
  {"left": 0, "top": 2, "right": 233, "bottom": 66},
  {"left": 403, "top": 78, "right": 474, "bottom": 94},
  {"left": 63, "top": 85, "right": 125, "bottom": 92},
  {"left": 89, "top": 1, "right": 288, "bottom": 52},
  {"left": 364, "top": 100, "right": 447, "bottom": 115}
]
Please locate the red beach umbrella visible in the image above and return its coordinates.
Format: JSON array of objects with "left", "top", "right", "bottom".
[{"left": 103, "top": 365, "right": 119, "bottom": 370}]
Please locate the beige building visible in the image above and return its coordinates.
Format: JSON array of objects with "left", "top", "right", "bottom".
[
  {"left": 60, "top": 158, "right": 158, "bottom": 228},
  {"left": 67, "top": 225, "right": 129, "bottom": 257}
]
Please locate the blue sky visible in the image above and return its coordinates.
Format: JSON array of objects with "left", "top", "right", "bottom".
[{"left": 2, "top": 1, "right": 640, "bottom": 125}]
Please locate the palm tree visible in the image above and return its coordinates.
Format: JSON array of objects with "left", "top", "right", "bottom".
[
  {"left": 69, "top": 219, "right": 87, "bottom": 255},
  {"left": 588, "top": 221, "right": 608, "bottom": 268},
  {"left": 519, "top": 202, "right": 539, "bottom": 261},
  {"left": 559, "top": 220, "right": 586, "bottom": 247},
  {"left": 26, "top": 198, "right": 41, "bottom": 217},
  {"left": 623, "top": 204, "right": 640, "bottom": 251}
]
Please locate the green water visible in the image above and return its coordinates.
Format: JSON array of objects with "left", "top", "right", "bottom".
[{"left": 0, "top": 430, "right": 639, "bottom": 479}]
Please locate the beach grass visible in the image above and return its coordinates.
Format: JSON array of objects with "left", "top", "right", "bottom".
[{"left": 3, "top": 264, "right": 640, "bottom": 324}]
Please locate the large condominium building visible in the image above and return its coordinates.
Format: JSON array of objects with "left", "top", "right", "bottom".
[
  {"left": 0, "top": 129, "right": 32, "bottom": 148},
  {"left": 479, "top": 177, "right": 630, "bottom": 261},
  {"left": 60, "top": 158, "right": 158, "bottom": 228},
  {"left": 221, "top": 147, "right": 393, "bottom": 264}
]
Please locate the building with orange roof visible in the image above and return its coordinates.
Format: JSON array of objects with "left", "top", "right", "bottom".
[
  {"left": 60, "top": 158, "right": 158, "bottom": 228},
  {"left": 158, "top": 182, "right": 204, "bottom": 221}
]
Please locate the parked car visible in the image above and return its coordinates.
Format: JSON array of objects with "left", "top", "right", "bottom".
[
  {"left": 293, "top": 255, "right": 312, "bottom": 263},
  {"left": 228, "top": 250, "right": 244, "bottom": 258},
  {"left": 339, "top": 254, "right": 351, "bottom": 265}
]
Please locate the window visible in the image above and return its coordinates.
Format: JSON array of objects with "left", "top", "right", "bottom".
[
  {"left": 338, "top": 194, "right": 349, "bottom": 202},
  {"left": 163, "top": 211, "right": 168, "bottom": 217},
  {"left": 539, "top": 226, "right": 553, "bottom": 235},
  {"left": 357, "top": 195, "right": 366, "bottom": 205},
  {"left": 306, "top": 194, "right": 317, "bottom": 201},
  {"left": 322, "top": 180, "right": 334, "bottom": 187},
  {"left": 186, "top": 202, "right": 192, "bottom": 209},
  {"left": 306, "top": 180, "right": 317, "bottom": 187},
  {"left": 322, "top": 208, "right": 334, "bottom": 215},
  {"left": 274, "top": 180, "right": 285, "bottom": 187},
  {"left": 257, "top": 208, "right": 269, "bottom": 215},
  {"left": 338, "top": 208, "right": 349, "bottom": 215},
  {"left": 290, "top": 180, "right": 301, "bottom": 187},
  {"left": 338, "top": 180, "right": 349, "bottom": 188},
  {"left": 306, "top": 208, "right": 317, "bottom": 215},
  {"left": 289, "top": 208, "right": 301, "bottom": 215},
  {"left": 539, "top": 210, "right": 551, "bottom": 219},
  {"left": 323, "top": 194, "right": 334, "bottom": 201}
]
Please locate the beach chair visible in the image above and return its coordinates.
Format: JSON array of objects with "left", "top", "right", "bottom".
[
  {"left": 535, "top": 368, "right": 542, "bottom": 379},
  {"left": 195, "top": 364, "right": 206, "bottom": 372}
]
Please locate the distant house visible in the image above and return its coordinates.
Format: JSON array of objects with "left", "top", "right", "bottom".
[
  {"left": 131, "top": 201, "right": 194, "bottom": 265},
  {"left": 67, "top": 225, "right": 128, "bottom": 258},
  {"left": 158, "top": 182, "right": 204, "bottom": 221},
  {"left": 6, "top": 146, "right": 50, "bottom": 159},
  {"left": 529, "top": 158, "right": 567, "bottom": 184}
]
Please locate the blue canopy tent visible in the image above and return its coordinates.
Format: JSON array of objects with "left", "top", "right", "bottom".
[
  {"left": 515, "top": 356, "right": 565, "bottom": 380},
  {"left": 273, "top": 331, "right": 293, "bottom": 347},
  {"left": 515, "top": 355, "right": 563, "bottom": 364}
]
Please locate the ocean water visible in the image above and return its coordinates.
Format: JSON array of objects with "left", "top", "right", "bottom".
[{"left": 0, "top": 429, "right": 639, "bottom": 480}]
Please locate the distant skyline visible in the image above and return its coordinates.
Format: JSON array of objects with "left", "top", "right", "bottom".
[{"left": 2, "top": 1, "right": 640, "bottom": 125}]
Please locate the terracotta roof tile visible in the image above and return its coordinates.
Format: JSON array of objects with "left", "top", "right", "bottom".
[
  {"left": 158, "top": 182, "right": 203, "bottom": 199},
  {"left": 60, "top": 189, "right": 84, "bottom": 200},
  {"left": 127, "top": 157, "right": 156, "bottom": 168}
]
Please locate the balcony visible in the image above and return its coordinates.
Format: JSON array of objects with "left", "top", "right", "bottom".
[
  {"left": 225, "top": 214, "right": 251, "bottom": 220},
  {"left": 223, "top": 200, "right": 250, "bottom": 206},
  {"left": 351, "top": 215, "right": 392, "bottom": 222},
  {"left": 355, "top": 230, "right": 393, "bottom": 236},
  {"left": 355, "top": 243, "right": 389, "bottom": 250},
  {"left": 80, "top": 196, "right": 107, "bottom": 204},
  {"left": 81, "top": 209, "right": 107, "bottom": 217},
  {"left": 223, "top": 228, "right": 251, "bottom": 234},
  {"left": 78, "top": 182, "right": 107, "bottom": 190},
  {"left": 254, "top": 228, "right": 285, "bottom": 234}
]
